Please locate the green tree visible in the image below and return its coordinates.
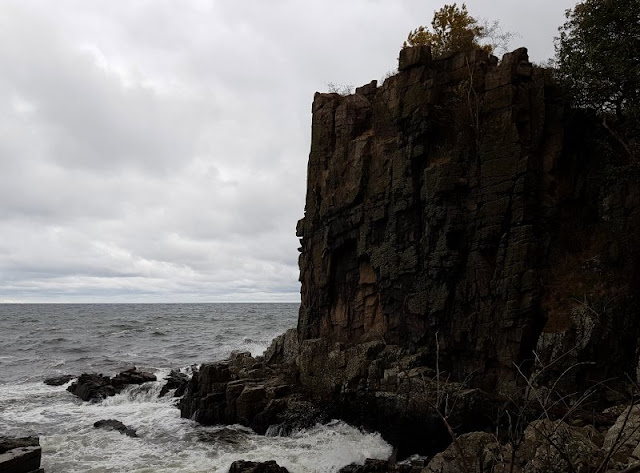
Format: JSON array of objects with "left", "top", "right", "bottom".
[
  {"left": 403, "top": 3, "right": 493, "bottom": 57},
  {"left": 555, "top": 0, "right": 640, "bottom": 121}
]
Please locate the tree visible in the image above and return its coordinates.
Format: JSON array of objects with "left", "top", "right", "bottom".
[
  {"left": 403, "top": 3, "right": 493, "bottom": 57},
  {"left": 555, "top": 0, "right": 640, "bottom": 121}
]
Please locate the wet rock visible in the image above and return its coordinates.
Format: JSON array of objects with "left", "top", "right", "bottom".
[
  {"left": 111, "top": 368, "right": 156, "bottom": 388},
  {"left": 0, "top": 437, "right": 40, "bottom": 454},
  {"left": 67, "top": 368, "right": 157, "bottom": 402},
  {"left": 44, "top": 374, "right": 74, "bottom": 386},
  {"left": 93, "top": 419, "right": 137, "bottom": 438},
  {"left": 0, "top": 436, "right": 42, "bottom": 473},
  {"left": 159, "top": 369, "right": 189, "bottom": 397},
  {"left": 179, "top": 353, "right": 324, "bottom": 435},
  {"left": 67, "top": 373, "right": 115, "bottom": 401},
  {"left": 195, "top": 427, "right": 251, "bottom": 446},
  {"left": 228, "top": 460, "right": 289, "bottom": 473}
]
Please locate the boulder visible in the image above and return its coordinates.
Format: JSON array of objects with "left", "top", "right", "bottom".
[
  {"left": 518, "top": 419, "right": 601, "bottom": 473},
  {"left": 67, "top": 368, "right": 157, "bottom": 402},
  {"left": 67, "top": 373, "right": 114, "bottom": 401},
  {"left": 44, "top": 374, "right": 74, "bottom": 386},
  {"left": 228, "top": 460, "right": 289, "bottom": 473},
  {"left": 425, "top": 432, "right": 508, "bottom": 473},
  {"left": 93, "top": 419, "right": 137, "bottom": 438},
  {"left": 0, "top": 437, "right": 42, "bottom": 473},
  {"left": 111, "top": 368, "right": 156, "bottom": 388},
  {"left": 0, "top": 437, "right": 39, "bottom": 454},
  {"left": 603, "top": 405, "right": 640, "bottom": 465}
]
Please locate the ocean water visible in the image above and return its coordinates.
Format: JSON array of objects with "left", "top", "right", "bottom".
[{"left": 0, "top": 303, "right": 392, "bottom": 472}]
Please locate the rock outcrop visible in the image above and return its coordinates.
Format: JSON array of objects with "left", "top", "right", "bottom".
[
  {"left": 43, "top": 375, "right": 74, "bottom": 386},
  {"left": 0, "top": 437, "right": 43, "bottom": 473},
  {"left": 67, "top": 368, "right": 156, "bottom": 402},
  {"left": 93, "top": 419, "right": 138, "bottom": 438},
  {"left": 179, "top": 351, "right": 327, "bottom": 435},
  {"left": 228, "top": 460, "right": 290, "bottom": 473}
]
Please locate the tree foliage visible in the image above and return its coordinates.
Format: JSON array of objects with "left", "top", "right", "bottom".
[
  {"left": 403, "top": 3, "right": 493, "bottom": 57},
  {"left": 555, "top": 0, "right": 640, "bottom": 121}
]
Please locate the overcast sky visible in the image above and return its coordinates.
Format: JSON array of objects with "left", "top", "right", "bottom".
[{"left": 0, "top": 0, "right": 576, "bottom": 303}]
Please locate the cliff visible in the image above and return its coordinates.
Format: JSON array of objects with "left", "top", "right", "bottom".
[
  {"left": 180, "top": 46, "right": 640, "bottom": 464},
  {"left": 296, "top": 46, "right": 640, "bottom": 395}
]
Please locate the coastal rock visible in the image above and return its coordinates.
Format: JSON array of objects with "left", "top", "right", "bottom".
[
  {"left": 93, "top": 419, "right": 138, "bottom": 437},
  {"left": 67, "top": 373, "right": 115, "bottom": 401},
  {"left": 228, "top": 460, "right": 289, "bottom": 473},
  {"left": 424, "top": 432, "right": 506, "bottom": 473},
  {"left": 159, "top": 369, "right": 189, "bottom": 397},
  {"left": 44, "top": 374, "right": 74, "bottom": 386},
  {"left": 518, "top": 420, "right": 601, "bottom": 473},
  {"left": 111, "top": 368, "right": 156, "bottom": 388},
  {"left": 179, "top": 353, "right": 326, "bottom": 435},
  {"left": 0, "top": 437, "right": 40, "bottom": 454},
  {"left": 0, "top": 437, "right": 43, "bottom": 473},
  {"left": 67, "top": 368, "right": 157, "bottom": 401}
]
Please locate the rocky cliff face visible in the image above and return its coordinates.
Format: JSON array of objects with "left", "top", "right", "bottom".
[{"left": 296, "top": 46, "right": 640, "bottom": 394}]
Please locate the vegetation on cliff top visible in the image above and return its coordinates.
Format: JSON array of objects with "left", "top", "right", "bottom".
[
  {"left": 402, "top": 3, "right": 513, "bottom": 58},
  {"left": 403, "top": 3, "right": 492, "bottom": 56}
]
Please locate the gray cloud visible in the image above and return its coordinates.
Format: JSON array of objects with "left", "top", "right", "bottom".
[{"left": 0, "top": 0, "right": 575, "bottom": 302}]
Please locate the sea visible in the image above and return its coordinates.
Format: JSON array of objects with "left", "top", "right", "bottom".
[{"left": 0, "top": 303, "right": 392, "bottom": 473}]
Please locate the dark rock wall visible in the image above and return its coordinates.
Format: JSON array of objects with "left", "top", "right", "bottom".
[{"left": 296, "top": 46, "right": 640, "bottom": 394}]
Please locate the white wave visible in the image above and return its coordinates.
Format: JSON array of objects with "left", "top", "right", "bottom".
[
  {"left": 207, "top": 421, "right": 392, "bottom": 473},
  {"left": 1, "top": 380, "right": 392, "bottom": 473},
  {"left": 0, "top": 305, "right": 390, "bottom": 472}
]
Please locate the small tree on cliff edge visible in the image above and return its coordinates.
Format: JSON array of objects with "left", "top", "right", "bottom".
[
  {"left": 556, "top": 0, "right": 640, "bottom": 127},
  {"left": 403, "top": 3, "right": 493, "bottom": 57}
]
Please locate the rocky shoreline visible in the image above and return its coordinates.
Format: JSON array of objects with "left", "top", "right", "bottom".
[{"left": 34, "top": 339, "right": 640, "bottom": 473}]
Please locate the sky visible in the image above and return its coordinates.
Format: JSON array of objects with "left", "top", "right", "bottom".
[{"left": 0, "top": 0, "right": 577, "bottom": 303}]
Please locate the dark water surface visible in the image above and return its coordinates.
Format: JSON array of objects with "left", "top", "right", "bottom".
[{"left": 0, "top": 303, "right": 297, "bottom": 384}]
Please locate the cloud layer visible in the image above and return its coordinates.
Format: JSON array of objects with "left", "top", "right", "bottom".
[{"left": 0, "top": 0, "right": 575, "bottom": 302}]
